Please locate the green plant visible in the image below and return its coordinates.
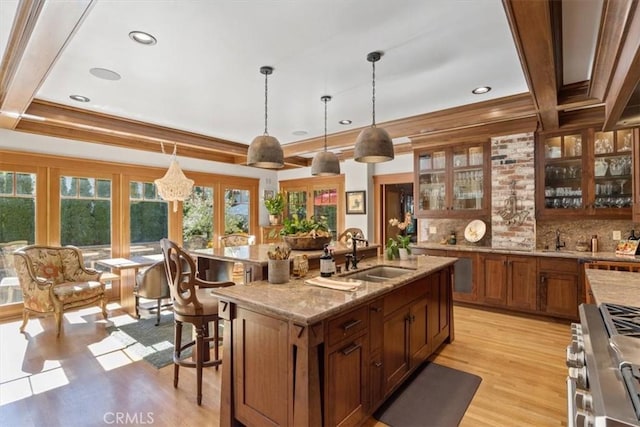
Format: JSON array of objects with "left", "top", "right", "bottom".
[
  {"left": 264, "top": 192, "right": 285, "bottom": 215},
  {"left": 386, "top": 238, "right": 399, "bottom": 260},
  {"left": 396, "top": 234, "right": 412, "bottom": 252},
  {"left": 280, "top": 214, "right": 330, "bottom": 237}
]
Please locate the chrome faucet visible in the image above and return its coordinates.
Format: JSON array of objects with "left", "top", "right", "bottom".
[
  {"left": 555, "top": 229, "right": 565, "bottom": 251},
  {"left": 345, "top": 237, "right": 368, "bottom": 270}
]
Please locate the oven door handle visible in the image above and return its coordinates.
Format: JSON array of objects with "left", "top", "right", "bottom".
[{"left": 567, "top": 376, "right": 577, "bottom": 427}]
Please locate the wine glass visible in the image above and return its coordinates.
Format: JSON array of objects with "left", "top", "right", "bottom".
[{"left": 618, "top": 179, "right": 628, "bottom": 195}]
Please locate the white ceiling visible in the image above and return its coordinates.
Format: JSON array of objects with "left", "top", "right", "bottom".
[{"left": 0, "top": 0, "right": 600, "bottom": 151}]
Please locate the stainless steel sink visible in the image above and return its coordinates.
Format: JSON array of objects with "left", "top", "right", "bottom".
[{"left": 341, "top": 265, "right": 415, "bottom": 282}]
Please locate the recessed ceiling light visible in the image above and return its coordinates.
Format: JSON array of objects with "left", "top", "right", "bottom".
[
  {"left": 69, "top": 95, "right": 90, "bottom": 102},
  {"left": 129, "top": 31, "right": 157, "bottom": 45},
  {"left": 89, "top": 67, "right": 121, "bottom": 81},
  {"left": 339, "top": 119, "right": 352, "bottom": 125},
  {"left": 472, "top": 86, "right": 491, "bottom": 95},
  {"left": 292, "top": 130, "right": 308, "bottom": 136}
]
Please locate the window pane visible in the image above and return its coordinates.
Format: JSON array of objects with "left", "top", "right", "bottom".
[
  {"left": 1, "top": 171, "right": 36, "bottom": 306},
  {"left": 131, "top": 181, "right": 167, "bottom": 254},
  {"left": 0, "top": 172, "right": 12, "bottom": 194},
  {"left": 130, "top": 182, "right": 143, "bottom": 199},
  {"left": 224, "top": 188, "right": 249, "bottom": 234},
  {"left": 183, "top": 186, "right": 214, "bottom": 250},
  {"left": 144, "top": 182, "right": 156, "bottom": 200},
  {"left": 96, "top": 179, "right": 111, "bottom": 198},
  {"left": 78, "top": 178, "right": 95, "bottom": 197},
  {"left": 60, "top": 176, "right": 112, "bottom": 268},
  {"left": 313, "top": 189, "right": 337, "bottom": 237},
  {"left": 287, "top": 191, "right": 307, "bottom": 220},
  {"left": 16, "top": 174, "right": 35, "bottom": 195}
]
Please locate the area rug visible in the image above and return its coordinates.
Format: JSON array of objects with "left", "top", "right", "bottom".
[
  {"left": 374, "top": 362, "right": 482, "bottom": 427},
  {"left": 106, "top": 312, "right": 191, "bottom": 369}
]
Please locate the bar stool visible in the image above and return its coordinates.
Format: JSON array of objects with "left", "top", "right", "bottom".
[
  {"left": 160, "top": 238, "right": 234, "bottom": 405},
  {"left": 134, "top": 261, "right": 172, "bottom": 326}
]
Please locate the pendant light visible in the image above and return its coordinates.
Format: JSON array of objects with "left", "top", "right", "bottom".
[
  {"left": 247, "top": 66, "right": 284, "bottom": 169},
  {"left": 311, "top": 95, "right": 340, "bottom": 176},
  {"left": 154, "top": 142, "right": 194, "bottom": 213},
  {"left": 354, "top": 51, "right": 394, "bottom": 163}
]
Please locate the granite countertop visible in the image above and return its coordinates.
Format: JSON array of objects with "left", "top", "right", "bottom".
[
  {"left": 209, "top": 254, "right": 455, "bottom": 325},
  {"left": 193, "top": 241, "right": 380, "bottom": 265},
  {"left": 585, "top": 269, "right": 640, "bottom": 307},
  {"left": 411, "top": 242, "right": 640, "bottom": 263}
]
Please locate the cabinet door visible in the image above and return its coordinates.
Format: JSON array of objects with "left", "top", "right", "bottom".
[
  {"left": 409, "top": 295, "right": 430, "bottom": 366},
  {"left": 634, "top": 128, "right": 640, "bottom": 222},
  {"left": 429, "top": 268, "right": 451, "bottom": 350},
  {"left": 479, "top": 254, "right": 507, "bottom": 305},
  {"left": 447, "top": 250, "right": 477, "bottom": 302},
  {"left": 539, "top": 272, "right": 579, "bottom": 319},
  {"left": 327, "top": 334, "right": 368, "bottom": 427},
  {"left": 507, "top": 256, "right": 537, "bottom": 311},
  {"left": 383, "top": 308, "right": 409, "bottom": 394}
]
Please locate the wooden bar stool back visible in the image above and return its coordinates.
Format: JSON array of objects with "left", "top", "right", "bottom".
[{"left": 160, "top": 238, "right": 234, "bottom": 405}]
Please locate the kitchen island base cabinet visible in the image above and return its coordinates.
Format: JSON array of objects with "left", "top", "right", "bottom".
[{"left": 218, "top": 265, "right": 454, "bottom": 427}]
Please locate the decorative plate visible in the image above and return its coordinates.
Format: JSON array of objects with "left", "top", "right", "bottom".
[{"left": 464, "top": 219, "right": 486, "bottom": 243}]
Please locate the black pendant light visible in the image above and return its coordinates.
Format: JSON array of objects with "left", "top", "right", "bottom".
[
  {"left": 354, "top": 51, "right": 394, "bottom": 163},
  {"left": 247, "top": 66, "right": 284, "bottom": 169},
  {"left": 311, "top": 95, "right": 340, "bottom": 176}
]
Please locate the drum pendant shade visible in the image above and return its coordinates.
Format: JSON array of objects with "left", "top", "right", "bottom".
[
  {"left": 311, "top": 95, "right": 340, "bottom": 176},
  {"left": 247, "top": 66, "right": 284, "bottom": 169},
  {"left": 354, "top": 51, "right": 394, "bottom": 163}
]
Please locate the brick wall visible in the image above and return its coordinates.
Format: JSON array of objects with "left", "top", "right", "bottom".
[{"left": 490, "top": 132, "right": 535, "bottom": 250}]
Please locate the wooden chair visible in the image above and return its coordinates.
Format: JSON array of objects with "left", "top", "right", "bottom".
[
  {"left": 160, "top": 238, "right": 234, "bottom": 405},
  {"left": 219, "top": 233, "right": 256, "bottom": 247},
  {"left": 338, "top": 228, "right": 365, "bottom": 247}
]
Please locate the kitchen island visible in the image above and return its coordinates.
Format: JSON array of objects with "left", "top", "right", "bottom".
[
  {"left": 193, "top": 241, "right": 379, "bottom": 283},
  {"left": 584, "top": 269, "right": 640, "bottom": 306},
  {"left": 211, "top": 254, "right": 456, "bottom": 427}
]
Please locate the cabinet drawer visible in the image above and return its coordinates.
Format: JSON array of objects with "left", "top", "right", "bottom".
[
  {"left": 328, "top": 306, "right": 368, "bottom": 347},
  {"left": 384, "top": 277, "right": 427, "bottom": 316},
  {"left": 539, "top": 257, "right": 578, "bottom": 274}
]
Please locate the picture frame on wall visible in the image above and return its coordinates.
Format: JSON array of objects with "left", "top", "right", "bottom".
[{"left": 346, "top": 191, "right": 366, "bottom": 214}]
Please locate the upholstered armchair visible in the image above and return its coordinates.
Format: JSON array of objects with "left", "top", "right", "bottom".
[{"left": 13, "top": 245, "right": 108, "bottom": 336}]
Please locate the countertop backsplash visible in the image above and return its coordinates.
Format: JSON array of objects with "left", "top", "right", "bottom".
[{"left": 536, "top": 219, "right": 640, "bottom": 253}]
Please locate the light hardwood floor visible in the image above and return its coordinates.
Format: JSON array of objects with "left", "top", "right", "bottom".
[{"left": 0, "top": 303, "right": 570, "bottom": 426}]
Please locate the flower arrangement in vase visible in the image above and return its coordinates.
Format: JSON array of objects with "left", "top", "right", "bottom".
[{"left": 387, "top": 212, "right": 413, "bottom": 260}]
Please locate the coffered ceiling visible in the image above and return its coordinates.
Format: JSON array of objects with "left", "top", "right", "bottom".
[{"left": 0, "top": 0, "right": 638, "bottom": 167}]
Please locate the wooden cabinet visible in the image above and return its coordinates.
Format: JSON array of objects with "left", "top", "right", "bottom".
[
  {"left": 538, "top": 258, "right": 580, "bottom": 320},
  {"left": 412, "top": 248, "right": 478, "bottom": 302},
  {"left": 368, "top": 298, "right": 385, "bottom": 410},
  {"left": 379, "top": 272, "right": 452, "bottom": 397},
  {"left": 537, "top": 128, "right": 634, "bottom": 219},
  {"left": 414, "top": 142, "right": 490, "bottom": 218},
  {"left": 479, "top": 254, "right": 537, "bottom": 311},
  {"left": 326, "top": 334, "right": 368, "bottom": 427}
]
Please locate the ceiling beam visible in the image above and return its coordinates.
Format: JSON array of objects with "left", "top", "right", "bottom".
[
  {"left": 601, "top": 1, "right": 640, "bottom": 129},
  {"left": 283, "top": 93, "right": 536, "bottom": 157},
  {"left": 0, "top": 0, "right": 94, "bottom": 129},
  {"left": 502, "top": 0, "right": 559, "bottom": 130}
]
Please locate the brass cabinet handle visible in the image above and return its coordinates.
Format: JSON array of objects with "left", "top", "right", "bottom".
[
  {"left": 341, "top": 342, "right": 361, "bottom": 356},
  {"left": 370, "top": 306, "right": 382, "bottom": 313},
  {"left": 374, "top": 361, "right": 383, "bottom": 368}
]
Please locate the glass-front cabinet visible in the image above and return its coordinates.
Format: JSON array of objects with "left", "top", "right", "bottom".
[
  {"left": 537, "top": 128, "right": 634, "bottom": 219},
  {"left": 414, "top": 142, "right": 489, "bottom": 218}
]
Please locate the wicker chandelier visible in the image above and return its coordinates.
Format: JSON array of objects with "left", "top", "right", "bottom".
[{"left": 154, "top": 142, "right": 194, "bottom": 212}]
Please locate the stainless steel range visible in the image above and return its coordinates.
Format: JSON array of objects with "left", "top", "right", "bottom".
[{"left": 567, "top": 303, "right": 640, "bottom": 426}]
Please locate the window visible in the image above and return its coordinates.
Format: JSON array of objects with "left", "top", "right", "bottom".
[
  {"left": 224, "top": 188, "right": 250, "bottom": 234},
  {"left": 60, "top": 176, "right": 112, "bottom": 262},
  {"left": 183, "top": 186, "right": 214, "bottom": 250},
  {"left": 280, "top": 176, "right": 344, "bottom": 240},
  {"left": 0, "top": 170, "right": 36, "bottom": 305},
  {"left": 130, "top": 181, "right": 168, "bottom": 255}
]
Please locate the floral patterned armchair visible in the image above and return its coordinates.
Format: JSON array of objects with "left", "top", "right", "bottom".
[{"left": 13, "top": 245, "right": 107, "bottom": 336}]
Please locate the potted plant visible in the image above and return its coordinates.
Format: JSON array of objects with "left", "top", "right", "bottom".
[
  {"left": 388, "top": 213, "right": 413, "bottom": 260},
  {"left": 279, "top": 214, "right": 331, "bottom": 250},
  {"left": 264, "top": 192, "right": 285, "bottom": 225}
]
